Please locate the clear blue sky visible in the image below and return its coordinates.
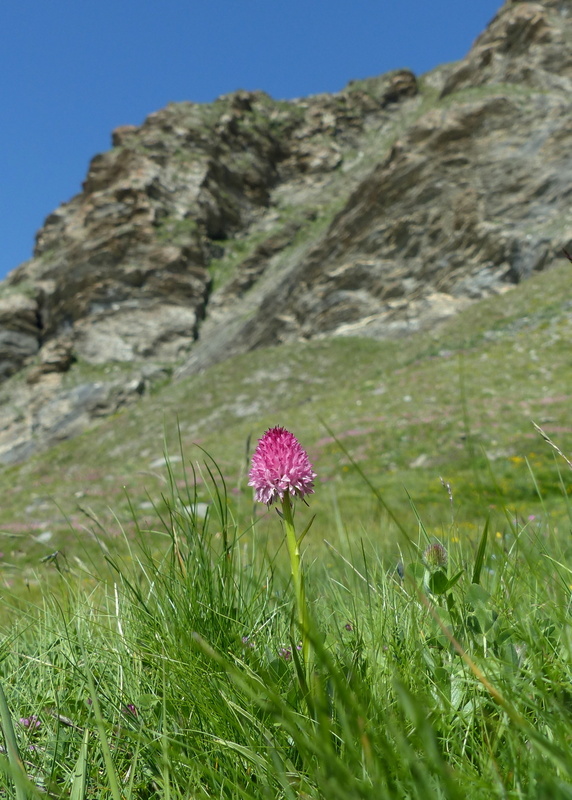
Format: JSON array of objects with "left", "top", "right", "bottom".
[{"left": 1, "top": 0, "right": 502, "bottom": 280}]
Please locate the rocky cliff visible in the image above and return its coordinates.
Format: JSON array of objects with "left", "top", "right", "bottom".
[{"left": 1, "top": 0, "right": 571, "bottom": 464}]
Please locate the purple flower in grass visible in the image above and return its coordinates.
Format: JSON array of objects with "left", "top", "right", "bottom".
[
  {"left": 19, "top": 715, "right": 41, "bottom": 731},
  {"left": 248, "top": 427, "right": 316, "bottom": 506}
]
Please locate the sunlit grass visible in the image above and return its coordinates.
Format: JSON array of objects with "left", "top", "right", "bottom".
[
  {"left": 2, "top": 261, "right": 572, "bottom": 594},
  {"left": 0, "top": 436, "right": 572, "bottom": 797},
  {"left": 1, "top": 258, "right": 572, "bottom": 794}
]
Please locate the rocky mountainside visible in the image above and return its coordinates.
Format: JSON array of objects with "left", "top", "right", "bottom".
[{"left": 1, "top": 0, "right": 571, "bottom": 465}]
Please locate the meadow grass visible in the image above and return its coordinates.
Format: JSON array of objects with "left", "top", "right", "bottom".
[
  {"left": 4, "top": 259, "right": 572, "bottom": 588},
  {"left": 0, "top": 427, "right": 572, "bottom": 799},
  {"left": 1, "top": 261, "right": 572, "bottom": 795}
]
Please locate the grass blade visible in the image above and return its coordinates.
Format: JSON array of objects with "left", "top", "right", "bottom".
[
  {"left": 471, "top": 516, "right": 489, "bottom": 585},
  {"left": 0, "top": 679, "right": 28, "bottom": 800},
  {"left": 83, "top": 657, "right": 122, "bottom": 800},
  {"left": 70, "top": 728, "right": 89, "bottom": 800}
]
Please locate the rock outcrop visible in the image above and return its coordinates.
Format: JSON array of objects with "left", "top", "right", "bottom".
[{"left": 1, "top": 0, "right": 571, "bottom": 463}]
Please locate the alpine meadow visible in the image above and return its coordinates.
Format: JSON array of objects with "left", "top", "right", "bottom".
[{"left": 2, "top": 1, "right": 572, "bottom": 797}]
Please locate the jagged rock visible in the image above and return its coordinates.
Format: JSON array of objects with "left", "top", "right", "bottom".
[
  {"left": 441, "top": 2, "right": 569, "bottom": 96},
  {"left": 177, "top": 0, "right": 572, "bottom": 375},
  {"left": 0, "top": 293, "right": 40, "bottom": 379},
  {"left": 26, "top": 337, "right": 75, "bottom": 384},
  {"left": 1, "top": 0, "right": 572, "bottom": 462}
]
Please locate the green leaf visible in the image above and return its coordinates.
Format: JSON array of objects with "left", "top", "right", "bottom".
[
  {"left": 428, "top": 570, "right": 449, "bottom": 595},
  {"left": 472, "top": 516, "right": 489, "bottom": 585},
  {"left": 0, "top": 679, "right": 28, "bottom": 800},
  {"left": 138, "top": 694, "right": 160, "bottom": 710},
  {"left": 297, "top": 514, "right": 316, "bottom": 546},
  {"left": 466, "top": 583, "right": 491, "bottom": 608},
  {"left": 444, "top": 569, "right": 464, "bottom": 592},
  {"left": 70, "top": 728, "right": 89, "bottom": 800},
  {"left": 84, "top": 656, "right": 123, "bottom": 800}
]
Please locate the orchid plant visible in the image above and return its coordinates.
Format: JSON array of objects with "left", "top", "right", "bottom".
[{"left": 248, "top": 426, "right": 316, "bottom": 665}]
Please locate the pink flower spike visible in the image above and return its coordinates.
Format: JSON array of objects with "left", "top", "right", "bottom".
[{"left": 248, "top": 427, "right": 316, "bottom": 506}]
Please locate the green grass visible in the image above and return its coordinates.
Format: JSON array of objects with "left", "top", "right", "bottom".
[
  {"left": 1, "top": 440, "right": 572, "bottom": 797},
  {"left": 0, "top": 261, "right": 571, "bottom": 794},
  {"left": 1, "top": 257, "right": 572, "bottom": 797},
  {"left": 2, "top": 259, "right": 572, "bottom": 586}
]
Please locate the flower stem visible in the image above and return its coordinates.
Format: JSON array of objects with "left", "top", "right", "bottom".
[{"left": 281, "top": 491, "right": 309, "bottom": 665}]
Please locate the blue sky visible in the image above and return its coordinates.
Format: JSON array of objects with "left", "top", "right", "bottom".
[{"left": 1, "top": 0, "right": 502, "bottom": 280}]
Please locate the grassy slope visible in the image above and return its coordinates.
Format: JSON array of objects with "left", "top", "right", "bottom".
[
  {"left": 0, "top": 262, "right": 572, "bottom": 798},
  {"left": 1, "top": 257, "right": 572, "bottom": 591}
]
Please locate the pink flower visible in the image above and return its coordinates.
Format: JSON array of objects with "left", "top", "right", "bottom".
[
  {"left": 19, "top": 715, "right": 41, "bottom": 731},
  {"left": 248, "top": 427, "right": 316, "bottom": 505}
]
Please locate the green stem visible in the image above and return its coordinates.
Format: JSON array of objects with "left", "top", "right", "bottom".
[{"left": 281, "top": 492, "right": 309, "bottom": 664}]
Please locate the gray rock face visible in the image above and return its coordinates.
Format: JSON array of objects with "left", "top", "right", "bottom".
[
  {"left": 178, "top": 0, "right": 572, "bottom": 374},
  {"left": 1, "top": 0, "right": 572, "bottom": 462},
  {"left": 0, "top": 294, "right": 41, "bottom": 379},
  {"left": 0, "top": 363, "right": 166, "bottom": 466}
]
